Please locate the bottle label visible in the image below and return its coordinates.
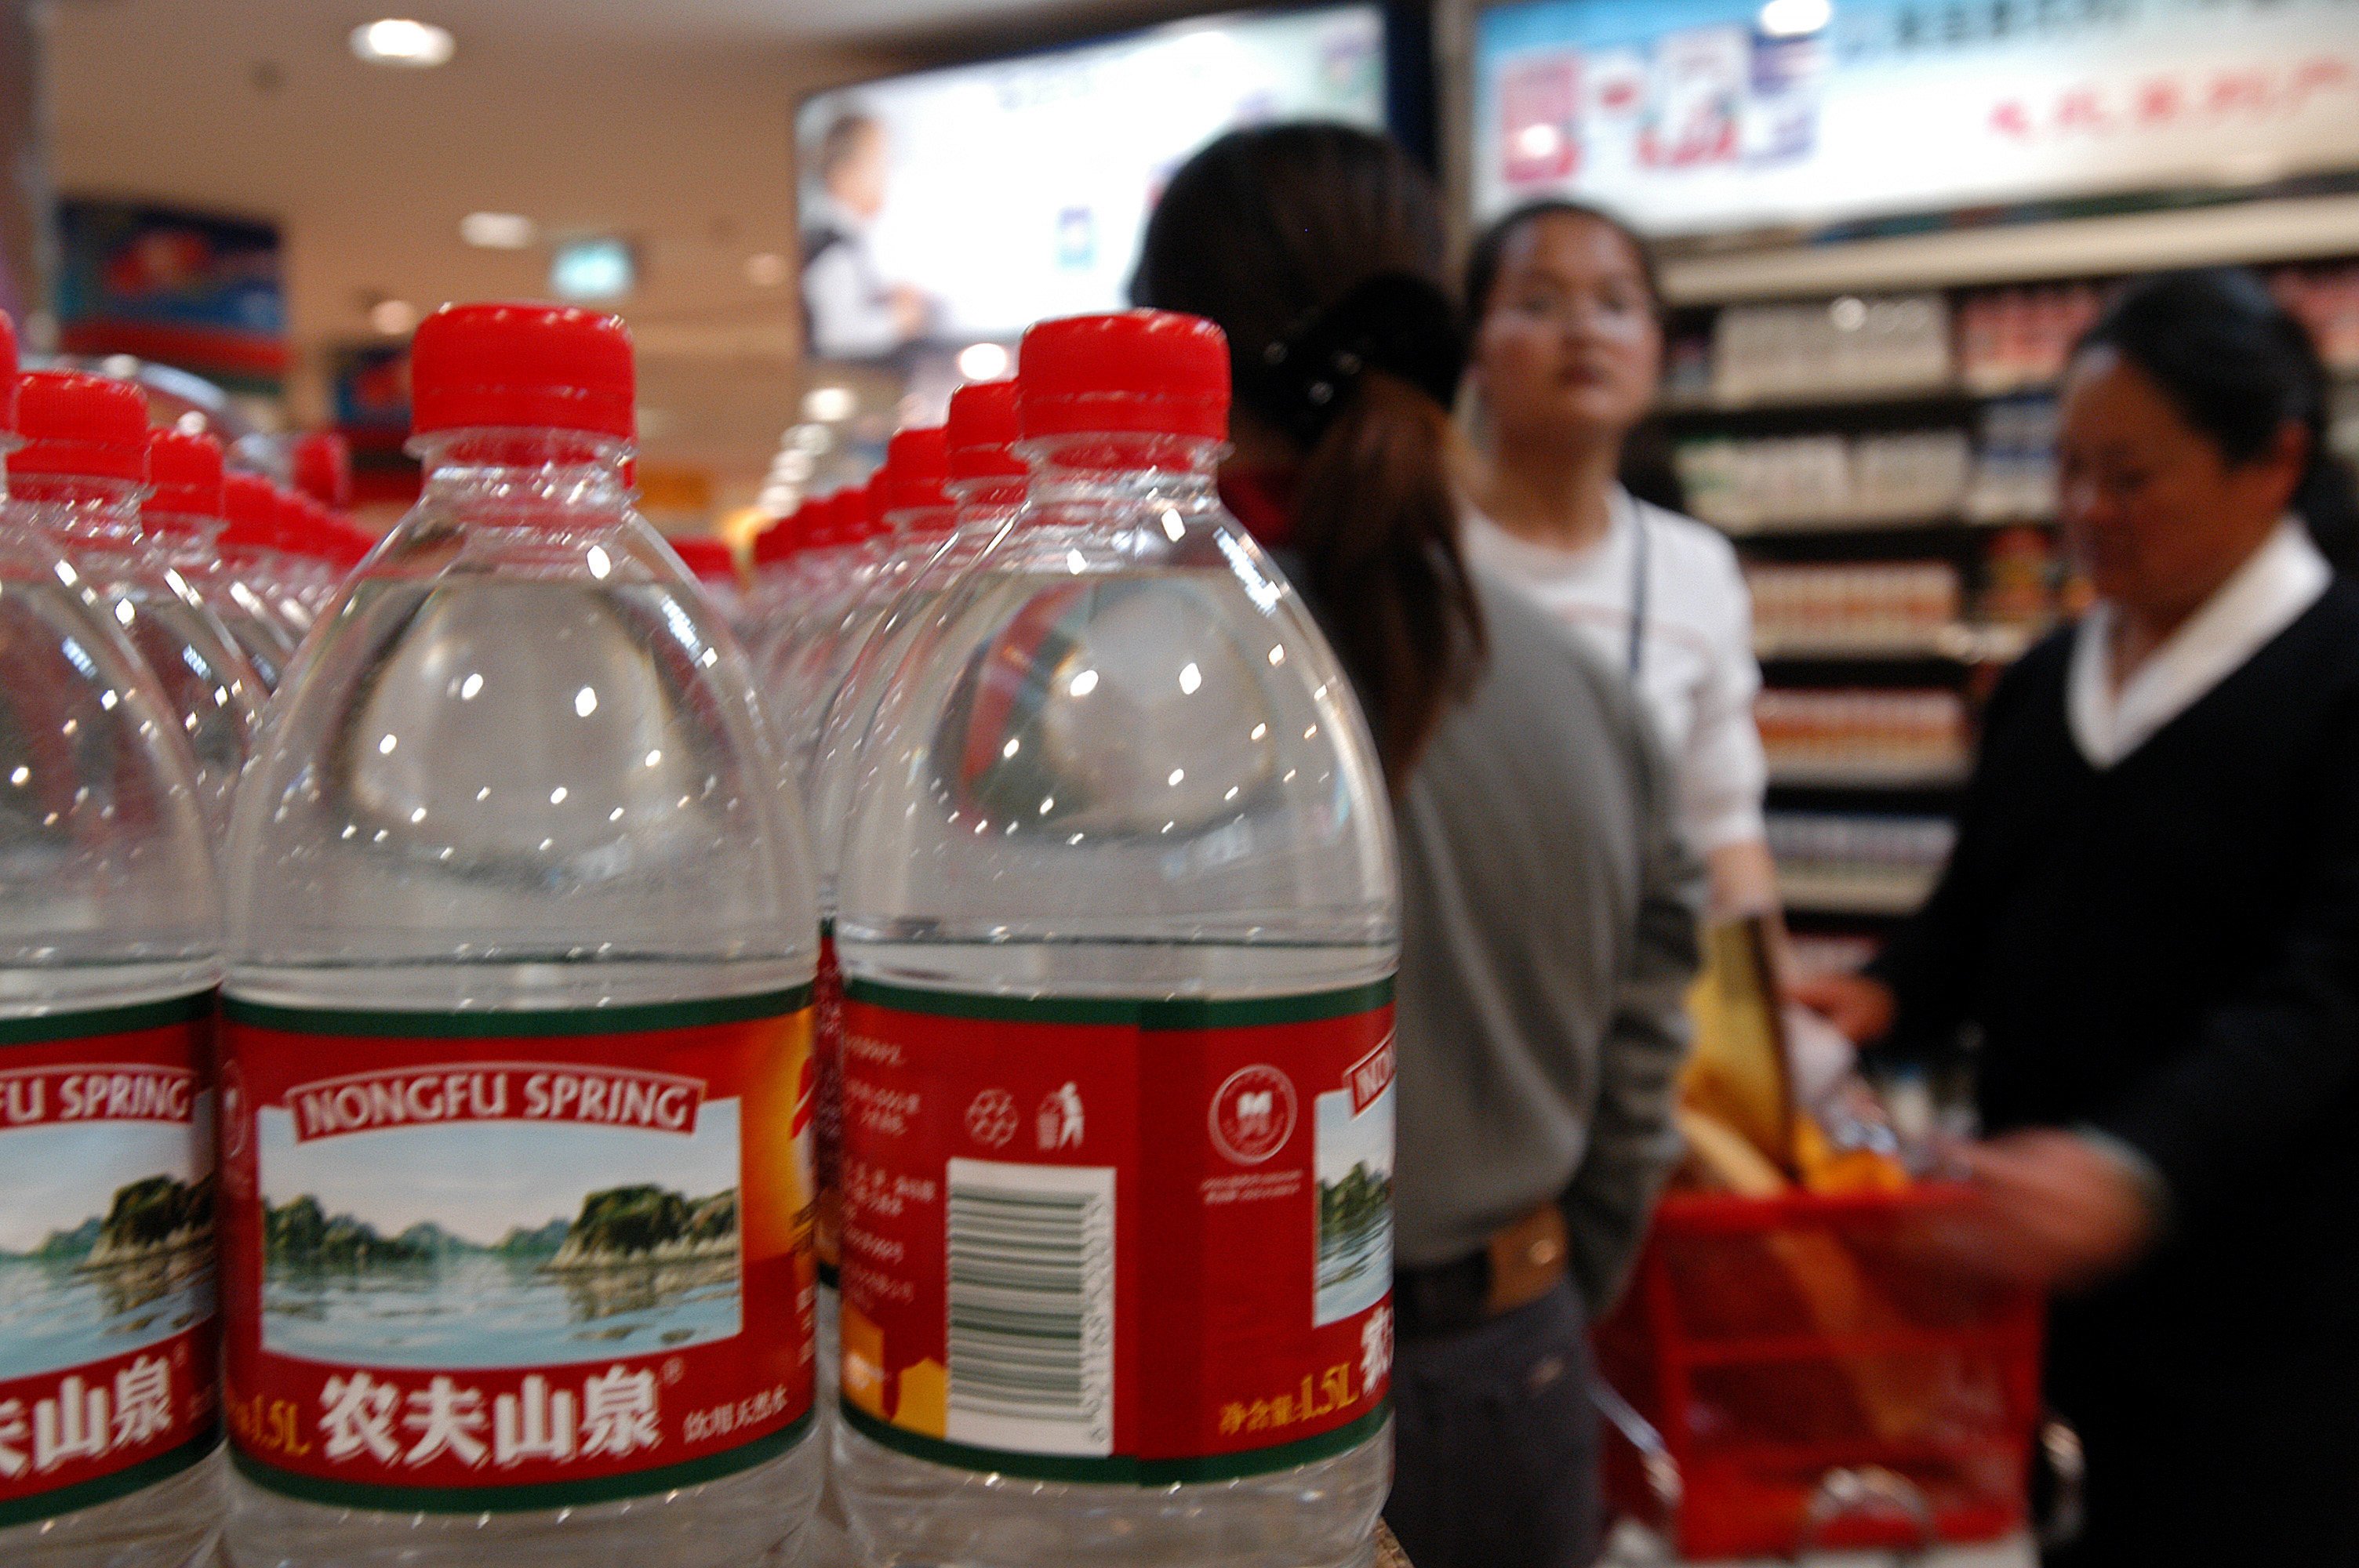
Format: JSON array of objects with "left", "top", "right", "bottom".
[
  {"left": 814, "top": 924, "right": 843, "bottom": 1285},
  {"left": 0, "top": 994, "right": 222, "bottom": 1528},
  {"left": 216, "top": 989, "right": 818, "bottom": 1513},
  {"left": 838, "top": 979, "right": 1395, "bottom": 1483}
]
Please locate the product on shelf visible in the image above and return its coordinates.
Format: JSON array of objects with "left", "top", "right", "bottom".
[
  {"left": 1707, "top": 293, "right": 1952, "bottom": 406},
  {"left": 216, "top": 303, "right": 823, "bottom": 1566},
  {"left": 1955, "top": 281, "right": 2102, "bottom": 394},
  {"left": 1965, "top": 394, "right": 2059, "bottom": 522},
  {"left": 1766, "top": 811, "right": 1957, "bottom": 915},
  {"left": 1746, "top": 561, "right": 1963, "bottom": 655},
  {"left": 2270, "top": 261, "right": 2359, "bottom": 372},
  {"left": 1977, "top": 524, "right": 2067, "bottom": 630},
  {"left": 1755, "top": 688, "right": 1970, "bottom": 786},
  {"left": 831, "top": 311, "right": 1398, "bottom": 1567},
  {"left": 1676, "top": 429, "right": 1970, "bottom": 531}
]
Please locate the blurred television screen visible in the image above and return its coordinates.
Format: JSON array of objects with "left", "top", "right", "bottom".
[{"left": 796, "top": 5, "right": 1387, "bottom": 383}]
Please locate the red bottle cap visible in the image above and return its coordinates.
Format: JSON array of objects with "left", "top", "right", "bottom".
[
  {"left": 221, "top": 473, "right": 287, "bottom": 552},
  {"left": 857, "top": 478, "right": 889, "bottom": 539},
  {"left": 292, "top": 430, "right": 354, "bottom": 508},
  {"left": 147, "top": 429, "right": 227, "bottom": 518},
  {"left": 669, "top": 535, "right": 738, "bottom": 584},
  {"left": 1016, "top": 310, "right": 1229, "bottom": 440},
  {"left": 409, "top": 303, "right": 635, "bottom": 440},
  {"left": 752, "top": 504, "right": 803, "bottom": 567},
  {"left": 946, "top": 379, "right": 1025, "bottom": 482},
  {"left": 13, "top": 370, "right": 150, "bottom": 483},
  {"left": 883, "top": 426, "right": 951, "bottom": 514},
  {"left": 0, "top": 310, "right": 16, "bottom": 434}
]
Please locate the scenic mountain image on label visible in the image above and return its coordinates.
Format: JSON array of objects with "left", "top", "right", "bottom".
[
  {"left": 0, "top": 1102, "right": 217, "bottom": 1382},
  {"left": 256, "top": 1096, "right": 747, "bottom": 1369}
]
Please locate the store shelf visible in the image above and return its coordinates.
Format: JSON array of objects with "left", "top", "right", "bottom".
[
  {"left": 1710, "top": 510, "right": 2055, "bottom": 539},
  {"left": 1768, "top": 760, "right": 1972, "bottom": 789},
  {"left": 1659, "top": 381, "right": 1971, "bottom": 416},
  {"left": 1776, "top": 869, "right": 1936, "bottom": 916},
  {"left": 1755, "top": 622, "right": 2038, "bottom": 665}
]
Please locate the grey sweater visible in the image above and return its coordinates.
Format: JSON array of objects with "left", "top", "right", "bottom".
[{"left": 1391, "top": 568, "right": 1703, "bottom": 1312}]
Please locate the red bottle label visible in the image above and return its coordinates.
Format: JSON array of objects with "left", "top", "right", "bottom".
[
  {"left": 0, "top": 994, "right": 221, "bottom": 1528},
  {"left": 216, "top": 990, "right": 817, "bottom": 1512},
  {"left": 838, "top": 979, "right": 1396, "bottom": 1483},
  {"left": 814, "top": 924, "right": 843, "bottom": 1283}
]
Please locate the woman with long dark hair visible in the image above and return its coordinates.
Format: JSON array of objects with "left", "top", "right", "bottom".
[
  {"left": 1136, "top": 124, "right": 1702, "bottom": 1568},
  {"left": 1798, "top": 268, "right": 2359, "bottom": 1563}
]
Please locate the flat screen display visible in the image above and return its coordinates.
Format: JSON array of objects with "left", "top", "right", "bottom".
[
  {"left": 1472, "top": 0, "right": 2359, "bottom": 238},
  {"left": 797, "top": 5, "right": 1387, "bottom": 366}
]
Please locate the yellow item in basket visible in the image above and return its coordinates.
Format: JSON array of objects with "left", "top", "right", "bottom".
[
  {"left": 1793, "top": 1112, "right": 1911, "bottom": 1196},
  {"left": 1681, "top": 916, "right": 1794, "bottom": 1174},
  {"left": 1674, "top": 1105, "right": 1790, "bottom": 1197}
]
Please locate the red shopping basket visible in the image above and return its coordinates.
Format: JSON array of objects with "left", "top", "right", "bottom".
[{"left": 1594, "top": 1186, "right": 2044, "bottom": 1560}]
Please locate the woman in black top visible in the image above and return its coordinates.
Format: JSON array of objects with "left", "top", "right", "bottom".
[{"left": 1799, "top": 269, "right": 2359, "bottom": 1564}]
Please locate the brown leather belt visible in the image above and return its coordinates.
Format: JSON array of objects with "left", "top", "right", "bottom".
[{"left": 1394, "top": 1202, "right": 1570, "bottom": 1339}]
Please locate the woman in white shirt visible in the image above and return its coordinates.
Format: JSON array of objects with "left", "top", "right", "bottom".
[{"left": 1456, "top": 201, "right": 1775, "bottom": 918}]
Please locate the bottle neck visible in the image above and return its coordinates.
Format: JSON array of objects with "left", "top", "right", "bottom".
[
  {"left": 1022, "top": 433, "right": 1223, "bottom": 512},
  {"left": 413, "top": 430, "right": 632, "bottom": 521},
  {"left": 10, "top": 474, "right": 148, "bottom": 560}
]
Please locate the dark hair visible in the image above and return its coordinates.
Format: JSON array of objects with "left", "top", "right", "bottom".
[
  {"left": 1132, "top": 123, "right": 1483, "bottom": 786},
  {"left": 1463, "top": 198, "right": 1664, "bottom": 327},
  {"left": 2074, "top": 267, "right": 2359, "bottom": 573}
]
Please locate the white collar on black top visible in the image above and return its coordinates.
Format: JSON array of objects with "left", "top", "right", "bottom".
[{"left": 2068, "top": 515, "right": 2330, "bottom": 770}]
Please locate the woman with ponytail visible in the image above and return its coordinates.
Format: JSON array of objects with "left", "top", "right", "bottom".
[
  {"left": 1797, "top": 268, "right": 2359, "bottom": 1565},
  {"left": 1136, "top": 125, "right": 1703, "bottom": 1568}
]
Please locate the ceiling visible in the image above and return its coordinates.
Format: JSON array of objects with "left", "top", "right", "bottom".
[{"left": 42, "top": 0, "right": 1196, "bottom": 509}]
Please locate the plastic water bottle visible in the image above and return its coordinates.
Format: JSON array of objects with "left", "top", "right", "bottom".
[
  {"left": 0, "top": 315, "right": 228, "bottom": 1566},
  {"left": 217, "top": 474, "right": 314, "bottom": 660},
  {"left": 831, "top": 312, "right": 1400, "bottom": 1568},
  {"left": 761, "top": 482, "right": 888, "bottom": 784},
  {"left": 147, "top": 430, "right": 296, "bottom": 693},
  {"left": 668, "top": 534, "right": 747, "bottom": 633},
  {"left": 214, "top": 303, "right": 823, "bottom": 1568},
  {"left": 13, "top": 371, "right": 264, "bottom": 834}
]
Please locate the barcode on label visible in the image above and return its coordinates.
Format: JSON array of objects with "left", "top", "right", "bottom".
[{"left": 943, "top": 1157, "right": 1115, "bottom": 1457}]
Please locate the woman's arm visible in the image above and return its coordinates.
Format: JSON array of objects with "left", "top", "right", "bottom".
[
  {"left": 2081, "top": 695, "right": 2359, "bottom": 1233},
  {"left": 1559, "top": 726, "right": 1706, "bottom": 1313}
]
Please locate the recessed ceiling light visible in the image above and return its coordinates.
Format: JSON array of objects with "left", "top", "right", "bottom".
[
  {"left": 744, "top": 252, "right": 790, "bottom": 288},
  {"left": 1757, "top": 0, "right": 1833, "bottom": 37},
  {"left": 802, "top": 385, "right": 856, "bottom": 423},
  {"left": 957, "top": 342, "right": 1011, "bottom": 381},
  {"left": 551, "top": 237, "right": 634, "bottom": 303},
  {"left": 351, "top": 18, "right": 455, "bottom": 67},
  {"left": 369, "top": 299, "right": 418, "bottom": 336},
  {"left": 460, "top": 211, "right": 535, "bottom": 249}
]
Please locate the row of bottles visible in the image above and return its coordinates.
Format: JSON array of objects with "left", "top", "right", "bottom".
[{"left": 2, "top": 300, "right": 1399, "bottom": 1568}]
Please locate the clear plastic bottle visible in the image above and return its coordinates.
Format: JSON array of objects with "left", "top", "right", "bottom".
[
  {"left": 831, "top": 313, "right": 1399, "bottom": 1568},
  {"left": 217, "top": 474, "right": 314, "bottom": 665},
  {"left": 148, "top": 430, "right": 296, "bottom": 693},
  {"left": 669, "top": 534, "right": 747, "bottom": 634},
  {"left": 0, "top": 318, "right": 229, "bottom": 1566},
  {"left": 785, "top": 429, "right": 958, "bottom": 782},
  {"left": 215, "top": 303, "right": 823, "bottom": 1568},
  {"left": 13, "top": 371, "right": 265, "bottom": 835},
  {"left": 761, "top": 482, "right": 889, "bottom": 785}
]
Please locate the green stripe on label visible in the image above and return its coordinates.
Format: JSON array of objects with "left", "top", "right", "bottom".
[
  {"left": 0, "top": 990, "right": 213, "bottom": 1048},
  {"left": 222, "top": 984, "right": 816, "bottom": 1038},
  {"left": 840, "top": 1400, "right": 1387, "bottom": 1486},
  {"left": 838, "top": 977, "right": 1394, "bottom": 1029},
  {"left": 229, "top": 1407, "right": 813, "bottom": 1515},
  {"left": 0, "top": 1425, "right": 220, "bottom": 1529}
]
